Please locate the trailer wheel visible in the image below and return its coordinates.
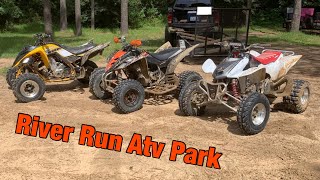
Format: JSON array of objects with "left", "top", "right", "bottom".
[
  {"left": 165, "top": 26, "right": 176, "bottom": 47},
  {"left": 179, "top": 82, "right": 206, "bottom": 116},
  {"left": 237, "top": 92, "right": 270, "bottom": 135},
  {"left": 113, "top": 79, "right": 145, "bottom": 114},
  {"left": 283, "top": 80, "right": 310, "bottom": 114}
]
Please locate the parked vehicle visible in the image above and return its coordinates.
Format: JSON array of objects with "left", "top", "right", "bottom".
[
  {"left": 90, "top": 38, "right": 202, "bottom": 113},
  {"left": 89, "top": 37, "right": 144, "bottom": 99},
  {"left": 284, "top": 7, "right": 320, "bottom": 31},
  {"left": 179, "top": 41, "right": 311, "bottom": 135},
  {"left": 165, "top": 0, "right": 214, "bottom": 45},
  {"left": 7, "top": 33, "right": 109, "bottom": 103}
]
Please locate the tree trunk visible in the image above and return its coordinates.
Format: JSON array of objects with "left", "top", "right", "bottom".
[
  {"left": 121, "top": 0, "right": 128, "bottom": 36},
  {"left": 245, "top": 0, "right": 252, "bottom": 28},
  {"left": 291, "top": 0, "right": 302, "bottom": 32},
  {"left": 91, "top": 0, "right": 95, "bottom": 30},
  {"left": 75, "top": 0, "right": 82, "bottom": 36},
  {"left": 60, "top": 0, "right": 68, "bottom": 31},
  {"left": 43, "top": 0, "right": 53, "bottom": 35}
]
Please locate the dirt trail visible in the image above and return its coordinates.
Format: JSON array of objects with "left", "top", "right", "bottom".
[{"left": 0, "top": 45, "right": 319, "bottom": 179}]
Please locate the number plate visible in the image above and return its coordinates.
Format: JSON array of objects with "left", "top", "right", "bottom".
[{"left": 190, "top": 16, "right": 197, "bottom": 22}]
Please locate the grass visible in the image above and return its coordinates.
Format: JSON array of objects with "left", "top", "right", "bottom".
[
  {"left": 1, "top": 21, "right": 320, "bottom": 59},
  {"left": 0, "top": 21, "right": 165, "bottom": 59},
  {"left": 249, "top": 25, "right": 320, "bottom": 46},
  {"left": 0, "top": 67, "right": 9, "bottom": 76}
]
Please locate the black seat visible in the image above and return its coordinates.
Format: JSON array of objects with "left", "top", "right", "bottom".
[
  {"left": 61, "top": 42, "right": 96, "bottom": 55},
  {"left": 149, "top": 48, "right": 182, "bottom": 61},
  {"left": 147, "top": 48, "right": 182, "bottom": 66}
]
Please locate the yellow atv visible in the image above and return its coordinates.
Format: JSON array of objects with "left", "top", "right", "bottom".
[{"left": 6, "top": 33, "right": 110, "bottom": 103}]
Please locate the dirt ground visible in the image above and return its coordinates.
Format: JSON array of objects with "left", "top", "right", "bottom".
[{"left": 0, "top": 45, "right": 319, "bottom": 180}]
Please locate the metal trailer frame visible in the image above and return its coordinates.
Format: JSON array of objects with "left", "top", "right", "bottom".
[{"left": 171, "top": 8, "right": 252, "bottom": 57}]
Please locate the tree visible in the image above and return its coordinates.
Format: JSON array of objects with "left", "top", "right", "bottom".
[
  {"left": 91, "top": 0, "right": 95, "bottom": 30},
  {"left": 43, "top": 0, "right": 53, "bottom": 35},
  {"left": 60, "top": 0, "right": 68, "bottom": 31},
  {"left": 75, "top": 0, "right": 82, "bottom": 36},
  {"left": 121, "top": 0, "right": 128, "bottom": 36},
  {"left": 291, "top": 0, "right": 302, "bottom": 32},
  {"left": 245, "top": 0, "right": 252, "bottom": 29}
]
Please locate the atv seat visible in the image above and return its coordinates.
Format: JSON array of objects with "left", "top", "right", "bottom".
[
  {"left": 148, "top": 48, "right": 182, "bottom": 62},
  {"left": 61, "top": 42, "right": 96, "bottom": 55},
  {"left": 253, "top": 51, "right": 282, "bottom": 65}
]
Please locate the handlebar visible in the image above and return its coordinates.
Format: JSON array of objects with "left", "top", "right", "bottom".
[
  {"left": 33, "top": 33, "right": 52, "bottom": 45},
  {"left": 34, "top": 33, "right": 51, "bottom": 39}
]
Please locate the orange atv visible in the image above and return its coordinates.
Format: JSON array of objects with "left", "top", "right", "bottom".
[{"left": 90, "top": 37, "right": 202, "bottom": 114}]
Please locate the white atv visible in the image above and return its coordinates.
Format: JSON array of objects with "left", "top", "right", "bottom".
[{"left": 179, "top": 41, "right": 311, "bottom": 135}]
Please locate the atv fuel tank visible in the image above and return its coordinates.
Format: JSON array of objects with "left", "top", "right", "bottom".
[{"left": 213, "top": 58, "right": 241, "bottom": 80}]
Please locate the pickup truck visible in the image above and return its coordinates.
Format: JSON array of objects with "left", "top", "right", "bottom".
[{"left": 165, "top": 0, "right": 214, "bottom": 46}]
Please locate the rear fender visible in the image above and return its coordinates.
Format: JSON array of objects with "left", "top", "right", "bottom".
[
  {"left": 166, "top": 44, "right": 199, "bottom": 75},
  {"left": 276, "top": 55, "right": 302, "bottom": 79},
  {"left": 81, "top": 42, "right": 110, "bottom": 66},
  {"left": 154, "top": 42, "right": 172, "bottom": 53}
]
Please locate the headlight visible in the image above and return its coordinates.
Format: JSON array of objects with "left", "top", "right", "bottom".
[{"left": 22, "top": 57, "right": 34, "bottom": 64}]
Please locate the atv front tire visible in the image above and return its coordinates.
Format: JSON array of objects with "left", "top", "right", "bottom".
[
  {"left": 89, "top": 68, "right": 112, "bottom": 99},
  {"left": 177, "top": 71, "right": 202, "bottom": 96},
  {"left": 78, "top": 60, "right": 98, "bottom": 84},
  {"left": 179, "top": 82, "right": 206, "bottom": 116},
  {"left": 12, "top": 73, "right": 46, "bottom": 103},
  {"left": 6, "top": 67, "right": 18, "bottom": 88},
  {"left": 237, "top": 92, "right": 270, "bottom": 135},
  {"left": 283, "top": 80, "right": 311, "bottom": 114},
  {"left": 113, "top": 79, "right": 145, "bottom": 114}
]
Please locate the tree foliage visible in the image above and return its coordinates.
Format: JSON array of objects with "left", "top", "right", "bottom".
[{"left": 0, "top": 0, "right": 319, "bottom": 30}]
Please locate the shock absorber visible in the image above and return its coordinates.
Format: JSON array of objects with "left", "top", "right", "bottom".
[{"left": 231, "top": 79, "right": 240, "bottom": 99}]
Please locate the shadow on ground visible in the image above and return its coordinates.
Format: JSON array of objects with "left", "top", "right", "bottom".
[{"left": 174, "top": 104, "right": 245, "bottom": 136}]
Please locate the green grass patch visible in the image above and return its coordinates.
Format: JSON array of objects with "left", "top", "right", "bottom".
[
  {"left": 0, "top": 22, "right": 165, "bottom": 59},
  {"left": 0, "top": 67, "right": 8, "bottom": 76},
  {"left": 1, "top": 21, "right": 320, "bottom": 59},
  {"left": 249, "top": 25, "right": 320, "bottom": 46}
]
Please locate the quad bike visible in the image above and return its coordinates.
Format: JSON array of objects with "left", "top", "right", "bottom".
[
  {"left": 7, "top": 33, "right": 109, "bottom": 103},
  {"left": 90, "top": 38, "right": 202, "bottom": 113},
  {"left": 89, "top": 36, "right": 146, "bottom": 99},
  {"left": 179, "top": 41, "right": 311, "bottom": 135}
]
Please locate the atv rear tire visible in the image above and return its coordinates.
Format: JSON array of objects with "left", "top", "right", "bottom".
[
  {"left": 283, "top": 80, "right": 311, "bottom": 114},
  {"left": 89, "top": 68, "right": 112, "bottom": 99},
  {"left": 78, "top": 60, "right": 98, "bottom": 84},
  {"left": 237, "top": 92, "right": 270, "bottom": 135},
  {"left": 177, "top": 71, "right": 202, "bottom": 97},
  {"left": 179, "top": 82, "right": 206, "bottom": 116},
  {"left": 113, "top": 79, "right": 145, "bottom": 114},
  {"left": 12, "top": 73, "right": 46, "bottom": 103},
  {"left": 6, "top": 67, "right": 18, "bottom": 88}
]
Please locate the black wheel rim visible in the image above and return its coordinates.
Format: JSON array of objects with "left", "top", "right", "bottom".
[{"left": 124, "top": 89, "right": 139, "bottom": 107}]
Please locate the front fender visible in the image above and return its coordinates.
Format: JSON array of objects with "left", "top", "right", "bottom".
[
  {"left": 13, "top": 46, "right": 50, "bottom": 68},
  {"left": 12, "top": 45, "right": 37, "bottom": 66}
]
